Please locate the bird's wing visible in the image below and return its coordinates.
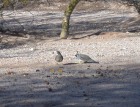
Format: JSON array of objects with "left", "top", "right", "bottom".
[{"left": 78, "top": 54, "right": 92, "bottom": 60}]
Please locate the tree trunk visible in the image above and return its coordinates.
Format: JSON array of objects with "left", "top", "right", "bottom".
[{"left": 60, "top": 0, "right": 80, "bottom": 39}]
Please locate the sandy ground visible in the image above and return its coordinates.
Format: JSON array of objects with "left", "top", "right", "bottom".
[
  {"left": 0, "top": 8, "right": 140, "bottom": 107},
  {"left": 0, "top": 31, "right": 140, "bottom": 107}
]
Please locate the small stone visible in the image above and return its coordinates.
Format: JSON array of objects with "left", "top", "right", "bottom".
[
  {"left": 23, "top": 73, "right": 29, "bottom": 77},
  {"left": 48, "top": 88, "right": 53, "bottom": 92},
  {"left": 36, "top": 69, "right": 40, "bottom": 72},
  {"left": 46, "top": 81, "right": 50, "bottom": 85}
]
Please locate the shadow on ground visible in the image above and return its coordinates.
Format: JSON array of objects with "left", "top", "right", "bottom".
[
  {"left": 0, "top": 11, "right": 139, "bottom": 50},
  {"left": 0, "top": 11, "right": 139, "bottom": 39},
  {"left": 0, "top": 42, "right": 25, "bottom": 50},
  {"left": 0, "top": 63, "right": 140, "bottom": 107}
]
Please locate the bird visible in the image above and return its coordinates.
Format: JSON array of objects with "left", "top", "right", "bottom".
[
  {"left": 55, "top": 51, "right": 63, "bottom": 62},
  {"left": 75, "top": 51, "right": 99, "bottom": 63}
]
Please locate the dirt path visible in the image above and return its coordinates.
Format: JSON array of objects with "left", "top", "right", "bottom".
[
  {"left": 0, "top": 31, "right": 140, "bottom": 107},
  {"left": 0, "top": 7, "right": 140, "bottom": 106}
]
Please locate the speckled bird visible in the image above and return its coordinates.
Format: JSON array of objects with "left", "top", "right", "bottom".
[
  {"left": 75, "top": 51, "right": 99, "bottom": 63},
  {"left": 55, "top": 51, "right": 63, "bottom": 62}
]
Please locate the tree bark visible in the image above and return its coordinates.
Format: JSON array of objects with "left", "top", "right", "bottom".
[{"left": 60, "top": 0, "right": 80, "bottom": 39}]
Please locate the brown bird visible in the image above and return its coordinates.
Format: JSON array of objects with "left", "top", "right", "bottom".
[{"left": 55, "top": 51, "right": 63, "bottom": 62}]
